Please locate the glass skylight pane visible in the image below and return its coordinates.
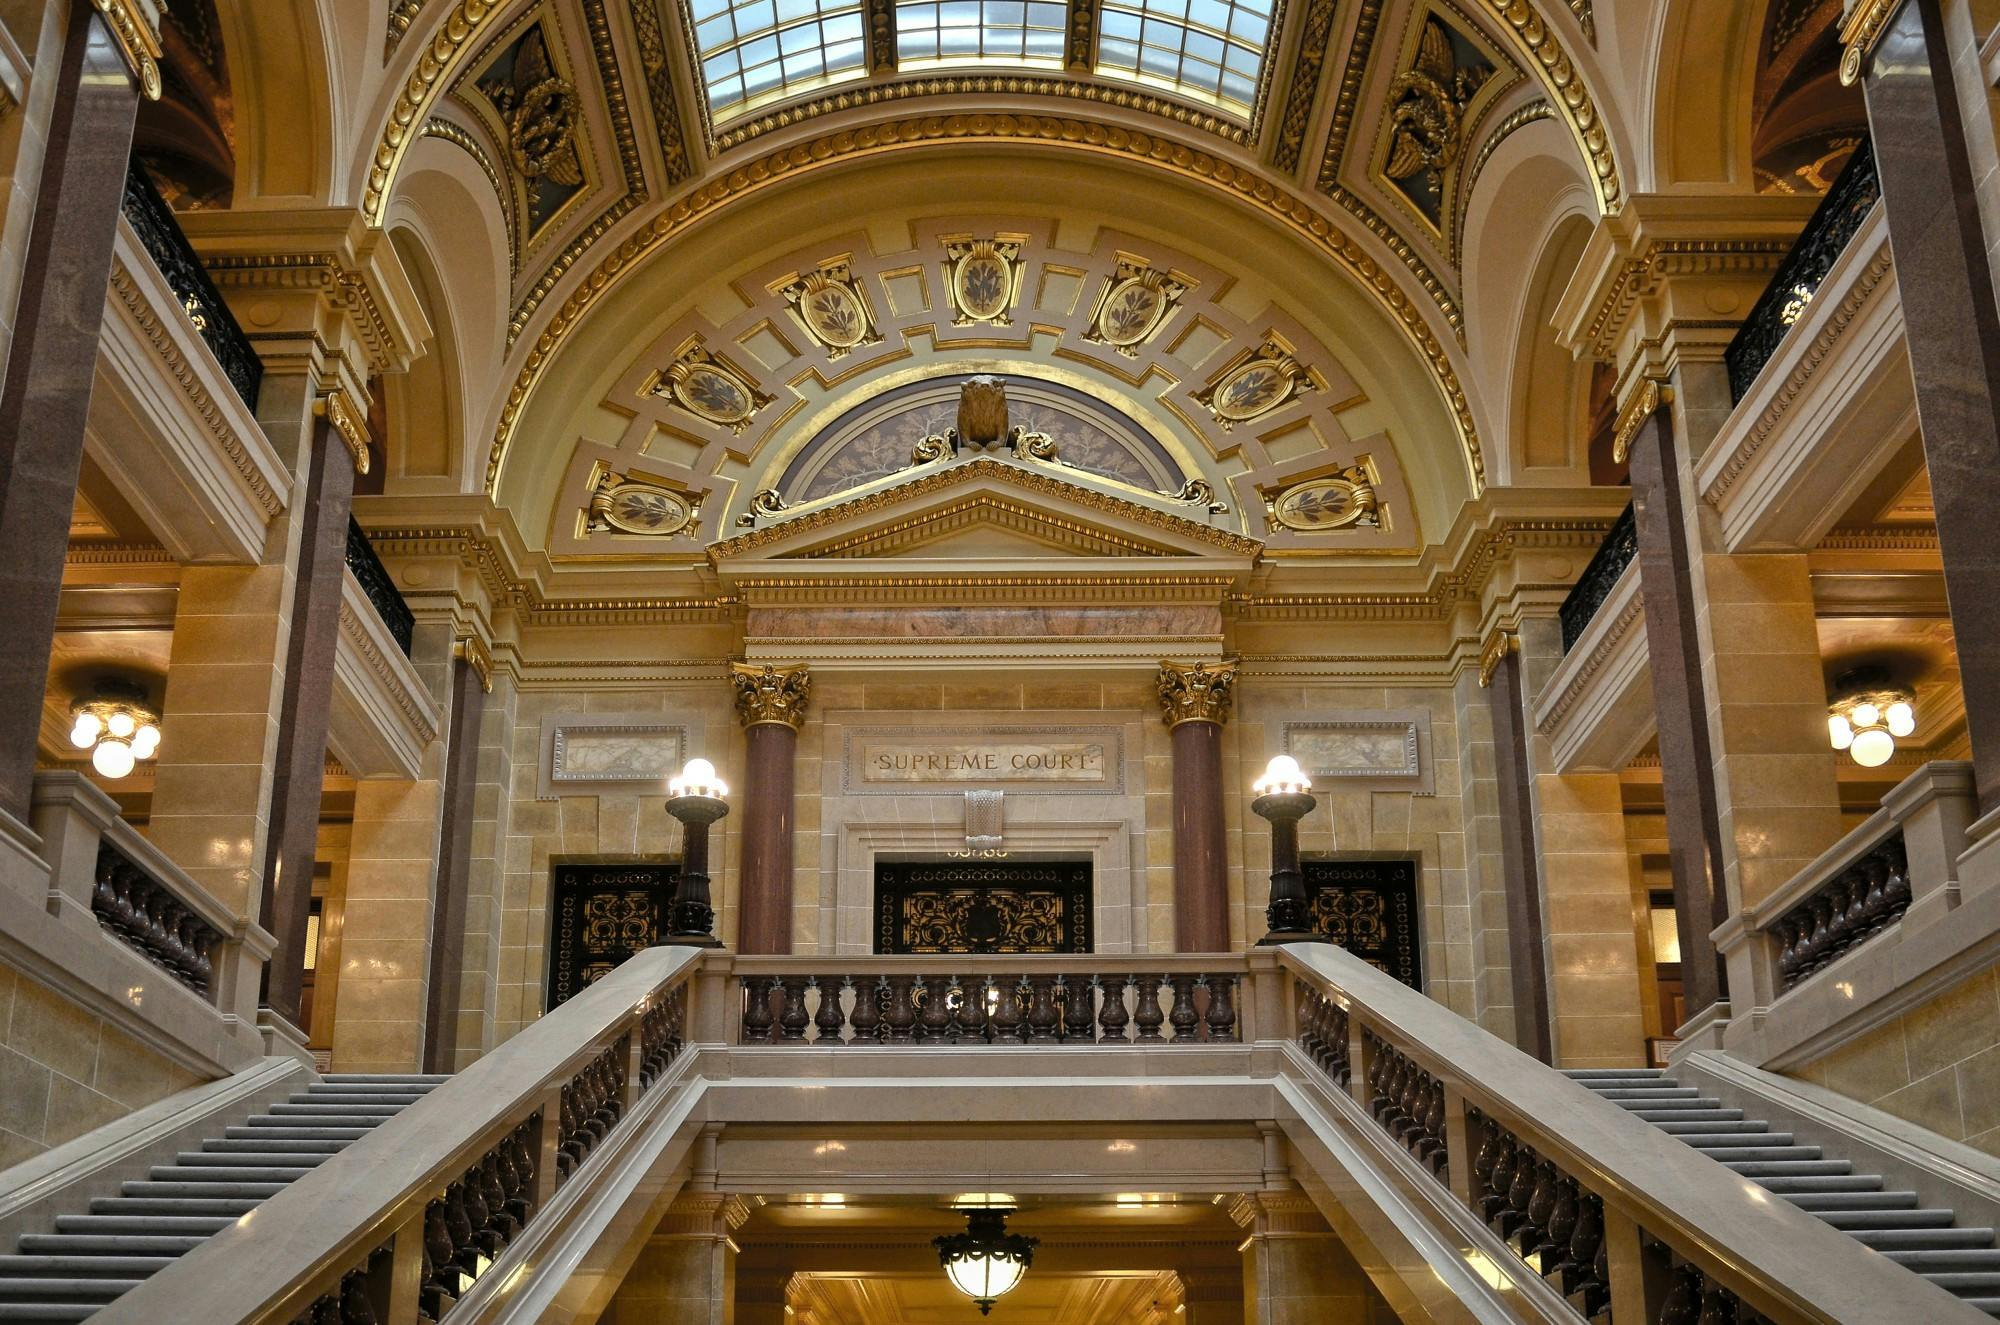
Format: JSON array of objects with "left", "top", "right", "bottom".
[
  {"left": 1094, "top": 0, "right": 1269, "bottom": 115},
  {"left": 894, "top": 0, "right": 1068, "bottom": 67},
  {"left": 694, "top": 0, "right": 870, "bottom": 115}
]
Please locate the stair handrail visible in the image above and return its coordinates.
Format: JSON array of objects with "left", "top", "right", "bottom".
[
  {"left": 1277, "top": 941, "right": 1989, "bottom": 1324},
  {"left": 89, "top": 945, "right": 707, "bottom": 1325}
]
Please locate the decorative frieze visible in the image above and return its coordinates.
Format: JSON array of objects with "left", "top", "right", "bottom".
[{"left": 539, "top": 715, "right": 688, "bottom": 798}]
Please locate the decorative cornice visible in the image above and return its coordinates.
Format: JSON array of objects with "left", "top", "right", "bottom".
[
  {"left": 704, "top": 456, "right": 1266, "bottom": 561},
  {"left": 365, "top": 0, "right": 506, "bottom": 224},
  {"left": 1701, "top": 240, "right": 1894, "bottom": 505},
  {"left": 64, "top": 541, "right": 173, "bottom": 567},
  {"left": 316, "top": 389, "right": 373, "bottom": 475},
  {"left": 91, "top": 0, "right": 162, "bottom": 100},
  {"left": 1840, "top": 0, "right": 1900, "bottom": 85},
  {"left": 484, "top": 113, "right": 1485, "bottom": 497},
  {"left": 107, "top": 259, "right": 285, "bottom": 517},
  {"left": 1611, "top": 377, "right": 1671, "bottom": 465},
  {"left": 708, "top": 75, "right": 1253, "bottom": 152},
  {"left": 730, "top": 661, "right": 811, "bottom": 729},
  {"left": 455, "top": 633, "right": 495, "bottom": 692},
  {"left": 1476, "top": 626, "right": 1517, "bottom": 687},
  {"left": 1473, "top": 0, "right": 1620, "bottom": 213},
  {"left": 1817, "top": 524, "right": 1940, "bottom": 552},
  {"left": 1157, "top": 658, "right": 1238, "bottom": 727},
  {"left": 205, "top": 253, "right": 410, "bottom": 376},
  {"left": 1578, "top": 240, "right": 1791, "bottom": 361}
]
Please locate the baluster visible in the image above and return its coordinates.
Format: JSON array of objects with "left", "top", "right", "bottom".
[
  {"left": 848, "top": 975, "right": 883, "bottom": 1044},
  {"left": 1563, "top": 1193, "right": 1605, "bottom": 1303},
  {"left": 1417, "top": 1079, "right": 1448, "bottom": 1173},
  {"left": 956, "top": 974, "right": 991, "bottom": 1041},
  {"left": 1095, "top": 974, "right": 1131, "bottom": 1043},
  {"left": 1325, "top": 1006, "right": 1348, "bottom": 1083},
  {"left": 883, "top": 975, "right": 917, "bottom": 1042},
  {"left": 1497, "top": 1146, "right": 1537, "bottom": 1238},
  {"left": 918, "top": 975, "right": 953, "bottom": 1041},
  {"left": 444, "top": 1183, "right": 479, "bottom": 1278},
  {"left": 458, "top": 1168, "right": 495, "bottom": 1261},
  {"left": 1133, "top": 975, "right": 1166, "bottom": 1040},
  {"left": 812, "top": 975, "right": 846, "bottom": 1044},
  {"left": 1166, "top": 976, "right": 1199, "bottom": 1041},
  {"left": 778, "top": 977, "right": 811, "bottom": 1041},
  {"left": 1697, "top": 1282, "right": 1742, "bottom": 1325},
  {"left": 742, "top": 977, "right": 775, "bottom": 1042},
  {"left": 421, "top": 1198, "right": 458, "bottom": 1314},
  {"left": 1515, "top": 1160, "right": 1556, "bottom": 1253},
  {"left": 992, "top": 975, "right": 1025, "bottom": 1042},
  {"left": 1536, "top": 1175, "right": 1579, "bottom": 1272},
  {"left": 1882, "top": 843, "right": 1911, "bottom": 918},
  {"left": 1204, "top": 974, "right": 1239, "bottom": 1043},
  {"left": 1024, "top": 975, "right": 1060, "bottom": 1040},
  {"left": 1776, "top": 917, "right": 1804, "bottom": 984},
  {"left": 1658, "top": 1264, "right": 1705, "bottom": 1325},
  {"left": 1478, "top": 1133, "right": 1517, "bottom": 1221},
  {"left": 480, "top": 1152, "right": 519, "bottom": 1242},
  {"left": 1059, "top": 974, "right": 1094, "bottom": 1041},
  {"left": 1297, "top": 982, "right": 1319, "bottom": 1056},
  {"left": 337, "top": 1268, "right": 378, "bottom": 1325},
  {"left": 308, "top": 1294, "right": 343, "bottom": 1325}
]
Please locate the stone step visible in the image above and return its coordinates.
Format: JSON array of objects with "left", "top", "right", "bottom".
[
  {"left": 221, "top": 1126, "right": 370, "bottom": 1142},
  {"left": 244, "top": 1112, "right": 390, "bottom": 1128},
  {"left": 288, "top": 1092, "right": 425, "bottom": 1107},
  {"left": 117, "top": 1181, "right": 287, "bottom": 1201},
  {"left": 1785, "top": 1191, "right": 1922, "bottom": 1212},
  {"left": 1929, "top": 1272, "right": 2000, "bottom": 1295},
  {"left": 320, "top": 1073, "right": 450, "bottom": 1084},
  {"left": 1965, "top": 1299, "right": 2000, "bottom": 1317},
  {"left": 202, "top": 1137, "right": 349, "bottom": 1154},
  {"left": 144, "top": 1165, "right": 311, "bottom": 1184},
  {"left": 1680, "top": 1133, "right": 1795, "bottom": 1149},
  {"left": 176, "top": 1149, "right": 334, "bottom": 1166},
  {"left": 1753, "top": 1175, "right": 1885, "bottom": 1194},
  {"left": 1655, "top": 1119, "right": 1771, "bottom": 1136},
  {"left": 0, "top": 1279, "right": 139, "bottom": 1301},
  {"left": 52, "top": 1215, "right": 232, "bottom": 1236},
  {"left": 1884, "top": 1250, "right": 2000, "bottom": 1271},
  {"left": 16, "top": 1234, "right": 205, "bottom": 1257},
  {"left": 1613, "top": 1096, "right": 1724, "bottom": 1112},
  {"left": 1722, "top": 1159, "right": 1854, "bottom": 1178},
  {"left": 1694, "top": 1145, "right": 1822, "bottom": 1163},
  {"left": 264, "top": 1104, "right": 401, "bottom": 1118},
  {"left": 1852, "top": 1228, "right": 1996, "bottom": 1252},
  {"left": 0, "top": 1305, "right": 95, "bottom": 1321},
  {"left": 1590, "top": 1088, "right": 1703, "bottom": 1101},
  {"left": 89, "top": 1196, "right": 261, "bottom": 1217},
  {"left": 1815, "top": 1208, "right": 1960, "bottom": 1231},
  {"left": 1562, "top": 1069, "right": 1665, "bottom": 1079},
  {"left": 0, "top": 1256, "right": 171, "bottom": 1278},
  {"left": 1633, "top": 1107, "right": 1744, "bottom": 1123}
]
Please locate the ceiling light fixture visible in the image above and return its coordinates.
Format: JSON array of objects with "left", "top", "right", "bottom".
[
  {"left": 935, "top": 1206, "right": 1037, "bottom": 1315},
  {"left": 1827, "top": 668, "right": 1915, "bottom": 769},
  {"left": 69, "top": 681, "right": 161, "bottom": 781}
]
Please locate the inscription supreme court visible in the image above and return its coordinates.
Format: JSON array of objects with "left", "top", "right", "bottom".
[{"left": 842, "top": 727, "right": 1124, "bottom": 793}]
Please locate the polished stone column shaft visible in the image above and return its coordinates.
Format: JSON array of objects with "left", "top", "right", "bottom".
[
  {"left": 1481, "top": 638, "right": 1553, "bottom": 1064},
  {"left": 259, "top": 416, "right": 358, "bottom": 1027},
  {"left": 1861, "top": 0, "right": 2000, "bottom": 810},
  {"left": 0, "top": 5, "right": 142, "bottom": 821},
  {"left": 1627, "top": 407, "right": 1730, "bottom": 1020},
  {"left": 730, "top": 663, "right": 809, "bottom": 954},
  {"left": 1159, "top": 661, "right": 1236, "bottom": 953},
  {"left": 422, "top": 650, "right": 488, "bottom": 1072}
]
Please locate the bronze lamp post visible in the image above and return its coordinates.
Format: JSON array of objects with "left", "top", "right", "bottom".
[
  {"left": 1252, "top": 754, "right": 1326, "bottom": 945},
  {"left": 665, "top": 757, "right": 729, "bottom": 947}
]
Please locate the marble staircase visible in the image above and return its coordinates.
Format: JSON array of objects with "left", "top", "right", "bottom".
[
  {"left": 1566, "top": 1068, "right": 2000, "bottom": 1318},
  {"left": 0, "top": 1075, "right": 447, "bottom": 1322}
]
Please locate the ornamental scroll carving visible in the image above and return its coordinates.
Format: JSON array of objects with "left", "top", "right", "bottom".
[
  {"left": 1083, "top": 254, "right": 1193, "bottom": 357},
  {"left": 1193, "top": 333, "right": 1323, "bottom": 430},
  {"left": 647, "top": 336, "right": 773, "bottom": 435},
  {"left": 730, "top": 662, "right": 812, "bottom": 730},
  {"left": 585, "top": 466, "right": 703, "bottom": 537},
  {"left": 777, "top": 257, "right": 882, "bottom": 359},
  {"left": 1157, "top": 659, "right": 1238, "bottom": 728}
]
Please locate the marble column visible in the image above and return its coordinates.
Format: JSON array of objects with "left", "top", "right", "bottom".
[
  {"left": 730, "top": 663, "right": 809, "bottom": 954},
  {"left": 422, "top": 643, "right": 490, "bottom": 1072},
  {"left": 1159, "top": 661, "right": 1237, "bottom": 952},
  {"left": 0, "top": 2, "right": 145, "bottom": 823},
  {"left": 1857, "top": 0, "right": 2000, "bottom": 810},
  {"left": 259, "top": 412, "right": 361, "bottom": 1030},
  {"left": 1478, "top": 633, "right": 1553, "bottom": 1064},
  {"left": 1625, "top": 400, "right": 1731, "bottom": 1023}
]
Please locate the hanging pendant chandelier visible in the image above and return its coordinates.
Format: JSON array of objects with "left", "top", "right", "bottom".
[
  {"left": 935, "top": 1207, "right": 1037, "bottom": 1315},
  {"left": 69, "top": 681, "right": 161, "bottom": 780},
  {"left": 1826, "top": 667, "right": 1915, "bottom": 769}
]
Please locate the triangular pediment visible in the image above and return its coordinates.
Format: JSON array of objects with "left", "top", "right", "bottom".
[{"left": 707, "top": 455, "right": 1263, "bottom": 567}]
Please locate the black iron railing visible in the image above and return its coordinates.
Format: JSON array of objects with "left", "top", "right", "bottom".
[
  {"left": 1724, "top": 137, "right": 1881, "bottom": 403},
  {"left": 346, "top": 517, "right": 415, "bottom": 656},
  {"left": 1558, "top": 502, "right": 1637, "bottom": 654},
  {"left": 119, "top": 161, "right": 263, "bottom": 412}
]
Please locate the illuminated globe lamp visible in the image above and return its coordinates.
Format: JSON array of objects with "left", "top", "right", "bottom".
[
  {"left": 664, "top": 757, "right": 729, "bottom": 946},
  {"left": 1251, "top": 754, "right": 1328, "bottom": 945},
  {"left": 935, "top": 1207, "right": 1038, "bottom": 1315},
  {"left": 69, "top": 682, "right": 162, "bottom": 781},
  {"left": 1827, "top": 669, "right": 1916, "bottom": 769}
]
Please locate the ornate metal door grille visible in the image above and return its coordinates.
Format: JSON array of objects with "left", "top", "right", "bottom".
[
  {"left": 875, "top": 860, "right": 1093, "bottom": 954},
  {"left": 546, "top": 859, "right": 674, "bottom": 1010},
  {"left": 1302, "top": 857, "right": 1422, "bottom": 989}
]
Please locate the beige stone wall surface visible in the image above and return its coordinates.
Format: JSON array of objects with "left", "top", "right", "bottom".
[
  {"left": 1788, "top": 962, "right": 2000, "bottom": 1155},
  {"left": 0, "top": 957, "right": 204, "bottom": 1166}
]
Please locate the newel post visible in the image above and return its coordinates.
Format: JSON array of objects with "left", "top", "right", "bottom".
[{"left": 384, "top": 1210, "right": 426, "bottom": 1324}]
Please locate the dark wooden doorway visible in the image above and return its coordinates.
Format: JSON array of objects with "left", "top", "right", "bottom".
[
  {"left": 1301, "top": 856, "right": 1423, "bottom": 989},
  {"left": 874, "top": 859, "right": 1093, "bottom": 954},
  {"left": 545, "top": 857, "right": 676, "bottom": 1011}
]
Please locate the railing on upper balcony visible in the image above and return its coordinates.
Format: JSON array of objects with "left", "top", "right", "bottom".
[
  {"left": 119, "top": 160, "right": 262, "bottom": 412},
  {"left": 1724, "top": 136, "right": 1881, "bottom": 404},
  {"left": 734, "top": 955, "right": 1247, "bottom": 1045},
  {"left": 92, "top": 834, "right": 227, "bottom": 999},
  {"left": 346, "top": 516, "right": 415, "bottom": 656},
  {"left": 1557, "top": 501, "right": 1636, "bottom": 654}
]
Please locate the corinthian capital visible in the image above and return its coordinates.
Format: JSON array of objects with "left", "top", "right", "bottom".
[
  {"left": 1157, "top": 659, "right": 1237, "bottom": 728},
  {"left": 730, "top": 662, "right": 812, "bottom": 730}
]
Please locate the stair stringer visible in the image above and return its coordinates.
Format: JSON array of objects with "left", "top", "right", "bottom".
[{"left": 1678, "top": 1049, "right": 2000, "bottom": 1233}]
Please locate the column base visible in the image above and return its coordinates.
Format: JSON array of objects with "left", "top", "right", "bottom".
[{"left": 257, "top": 1007, "right": 317, "bottom": 1069}]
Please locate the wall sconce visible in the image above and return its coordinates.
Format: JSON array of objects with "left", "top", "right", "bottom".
[
  {"left": 69, "top": 681, "right": 161, "bottom": 780},
  {"left": 1827, "top": 669, "right": 1914, "bottom": 769},
  {"left": 664, "top": 757, "right": 728, "bottom": 946}
]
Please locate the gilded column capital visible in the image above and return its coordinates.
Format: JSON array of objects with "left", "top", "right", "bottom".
[
  {"left": 1157, "top": 659, "right": 1237, "bottom": 728},
  {"left": 315, "top": 389, "right": 372, "bottom": 474},
  {"left": 1839, "top": 0, "right": 1901, "bottom": 84},
  {"left": 731, "top": 662, "right": 811, "bottom": 730},
  {"left": 1611, "top": 377, "right": 1674, "bottom": 464},
  {"left": 1478, "top": 628, "right": 1519, "bottom": 688},
  {"left": 91, "top": 0, "right": 163, "bottom": 100},
  {"left": 453, "top": 634, "right": 494, "bottom": 693}
]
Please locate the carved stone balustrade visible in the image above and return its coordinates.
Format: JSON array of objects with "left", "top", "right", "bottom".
[
  {"left": 731, "top": 956, "right": 1244, "bottom": 1045},
  {"left": 1717, "top": 761, "right": 1978, "bottom": 1066}
]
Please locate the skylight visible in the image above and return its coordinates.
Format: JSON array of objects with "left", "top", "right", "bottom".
[
  {"left": 1094, "top": 0, "right": 1273, "bottom": 115},
  {"left": 690, "top": 0, "right": 869, "bottom": 117},
  {"left": 895, "top": 0, "right": 1070, "bottom": 68}
]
